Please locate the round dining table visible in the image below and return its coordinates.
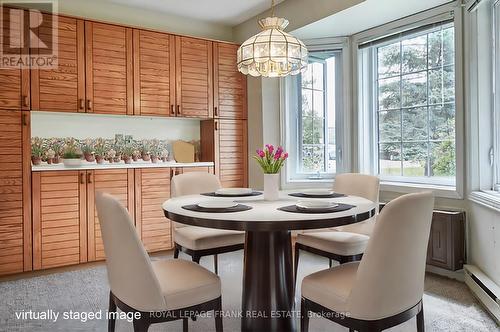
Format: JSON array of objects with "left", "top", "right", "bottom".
[{"left": 162, "top": 191, "right": 376, "bottom": 332}]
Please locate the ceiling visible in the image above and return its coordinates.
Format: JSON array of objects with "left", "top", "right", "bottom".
[
  {"left": 104, "top": 0, "right": 285, "bottom": 26},
  {"left": 293, "top": 0, "right": 451, "bottom": 39}
]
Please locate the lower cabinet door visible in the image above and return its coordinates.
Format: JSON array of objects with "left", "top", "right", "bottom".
[
  {"left": 135, "top": 168, "right": 173, "bottom": 252},
  {"left": 217, "top": 119, "right": 248, "bottom": 188},
  {"left": 32, "top": 171, "right": 87, "bottom": 270},
  {"left": 87, "top": 169, "right": 135, "bottom": 261}
]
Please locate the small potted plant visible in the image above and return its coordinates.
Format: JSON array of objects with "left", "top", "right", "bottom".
[
  {"left": 140, "top": 140, "right": 151, "bottom": 161},
  {"left": 253, "top": 145, "right": 288, "bottom": 201},
  {"left": 150, "top": 139, "right": 162, "bottom": 163},
  {"left": 45, "top": 148, "right": 55, "bottom": 165},
  {"left": 160, "top": 148, "right": 169, "bottom": 162},
  {"left": 106, "top": 148, "right": 116, "bottom": 163},
  {"left": 93, "top": 138, "right": 107, "bottom": 164},
  {"left": 81, "top": 138, "right": 95, "bottom": 162},
  {"left": 121, "top": 143, "right": 135, "bottom": 164},
  {"left": 62, "top": 138, "right": 83, "bottom": 167},
  {"left": 49, "top": 138, "right": 64, "bottom": 164},
  {"left": 31, "top": 137, "right": 44, "bottom": 166},
  {"left": 132, "top": 149, "right": 141, "bottom": 162}
]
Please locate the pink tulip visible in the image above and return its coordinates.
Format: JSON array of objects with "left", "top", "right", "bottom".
[
  {"left": 282, "top": 152, "right": 289, "bottom": 159},
  {"left": 257, "top": 150, "right": 265, "bottom": 158},
  {"left": 274, "top": 153, "right": 281, "bottom": 160},
  {"left": 266, "top": 144, "right": 274, "bottom": 154},
  {"left": 276, "top": 146, "right": 283, "bottom": 155}
]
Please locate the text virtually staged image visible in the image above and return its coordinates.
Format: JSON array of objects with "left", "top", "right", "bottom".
[{"left": 0, "top": 0, "right": 499, "bottom": 331}]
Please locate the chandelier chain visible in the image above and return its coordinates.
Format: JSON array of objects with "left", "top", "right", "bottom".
[{"left": 271, "top": 0, "right": 275, "bottom": 17}]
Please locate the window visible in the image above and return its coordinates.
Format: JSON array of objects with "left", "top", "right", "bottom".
[
  {"left": 284, "top": 49, "right": 343, "bottom": 181},
  {"left": 361, "top": 21, "right": 457, "bottom": 186}
]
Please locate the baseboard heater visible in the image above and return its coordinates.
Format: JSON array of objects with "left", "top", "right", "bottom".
[{"left": 464, "top": 264, "right": 500, "bottom": 324}]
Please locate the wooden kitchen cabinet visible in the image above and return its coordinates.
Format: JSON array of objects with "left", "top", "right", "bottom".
[
  {"left": 87, "top": 169, "right": 135, "bottom": 261},
  {"left": 133, "top": 30, "right": 175, "bottom": 117},
  {"left": 85, "top": 22, "right": 133, "bottom": 115},
  {"left": 175, "top": 36, "right": 213, "bottom": 118},
  {"left": 0, "top": 110, "right": 31, "bottom": 275},
  {"left": 213, "top": 43, "right": 247, "bottom": 119},
  {"left": 135, "top": 168, "right": 173, "bottom": 252},
  {"left": 30, "top": 15, "right": 85, "bottom": 113},
  {"left": 32, "top": 170, "right": 87, "bottom": 270},
  {"left": 201, "top": 119, "right": 248, "bottom": 188},
  {"left": 0, "top": 7, "right": 30, "bottom": 110}
]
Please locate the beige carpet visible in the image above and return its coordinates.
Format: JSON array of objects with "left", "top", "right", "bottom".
[{"left": 0, "top": 250, "right": 497, "bottom": 332}]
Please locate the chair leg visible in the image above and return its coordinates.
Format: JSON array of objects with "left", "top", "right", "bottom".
[
  {"left": 301, "top": 298, "right": 309, "bottom": 332},
  {"left": 133, "top": 319, "right": 150, "bottom": 332},
  {"left": 108, "top": 292, "right": 117, "bottom": 332},
  {"left": 329, "top": 258, "right": 333, "bottom": 268},
  {"left": 174, "top": 247, "right": 180, "bottom": 259},
  {"left": 214, "top": 254, "right": 218, "bottom": 275},
  {"left": 416, "top": 304, "right": 425, "bottom": 332},
  {"left": 215, "top": 297, "right": 223, "bottom": 332},
  {"left": 294, "top": 245, "right": 300, "bottom": 289},
  {"left": 182, "top": 318, "right": 188, "bottom": 332},
  {"left": 192, "top": 254, "right": 201, "bottom": 264}
]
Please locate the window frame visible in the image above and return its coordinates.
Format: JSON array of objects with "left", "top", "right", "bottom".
[
  {"left": 493, "top": 0, "right": 500, "bottom": 192},
  {"left": 353, "top": 2, "right": 464, "bottom": 198},
  {"left": 281, "top": 38, "right": 349, "bottom": 187}
]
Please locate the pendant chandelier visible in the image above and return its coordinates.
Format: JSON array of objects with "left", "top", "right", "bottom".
[{"left": 237, "top": 0, "right": 308, "bottom": 77}]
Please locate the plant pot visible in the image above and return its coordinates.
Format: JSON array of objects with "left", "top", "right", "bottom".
[
  {"left": 52, "top": 156, "right": 61, "bottom": 164},
  {"left": 123, "top": 156, "right": 132, "bottom": 164},
  {"left": 151, "top": 156, "right": 158, "bottom": 163},
  {"left": 108, "top": 158, "right": 114, "bottom": 163},
  {"left": 84, "top": 153, "right": 95, "bottom": 162},
  {"left": 31, "top": 156, "right": 42, "bottom": 166},
  {"left": 263, "top": 173, "right": 280, "bottom": 201},
  {"left": 63, "top": 158, "right": 82, "bottom": 167},
  {"left": 96, "top": 156, "right": 104, "bottom": 164},
  {"left": 113, "top": 156, "right": 121, "bottom": 163},
  {"left": 161, "top": 157, "right": 168, "bottom": 162},
  {"left": 142, "top": 154, "right": 151, "bottom": 161},
  {"left": 46, "top": 158, "right": 53, "bottom": 165},
  {"left": 132, "top": 155, "right": 139, "bottom": 162}
]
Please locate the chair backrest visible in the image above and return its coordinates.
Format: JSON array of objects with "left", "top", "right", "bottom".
[
  {"left": 333, "top": 173, "right": 380, "bottom": 204},
  {"left": 95, "top": 192, "right": 166, "bottom": 311},
  {"left": 171, "top": 172, "right": 222, "bottom": 197},
  {"left": 348, "top": 192, "right": 434, "bottom": 320}
]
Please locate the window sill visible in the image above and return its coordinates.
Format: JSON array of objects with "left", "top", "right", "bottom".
[
  {"left": 380, "top": 181, "right": 461, "bottom": 199},
  {"left": 282, "top": 178, "right": 334, "bottom": 190},
  {"left": 469, "top": 191, "right": 500, "bottom": 212}
]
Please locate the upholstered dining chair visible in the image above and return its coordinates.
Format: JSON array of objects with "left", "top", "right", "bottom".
[
  {"left": 171, "top": 172, "right": 245, "bottom": 274},
  {"left": 301, "top": 191, "right": 434, "bottom": 332},
  {"left": 95, "top": 192, "right": 223, "bottom": 332},
  {"left": 294, "top": 173, "right": 380, "bottom": 285}
]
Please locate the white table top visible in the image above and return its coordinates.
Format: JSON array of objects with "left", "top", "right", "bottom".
[{"left": 162, "top": 191, "right": 376, "bottom": 231}]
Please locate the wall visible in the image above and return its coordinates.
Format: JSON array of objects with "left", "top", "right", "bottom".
[
  {"left": 20, "top": 0, "right": 233, "bottom": 41},
  {"left": 31, "top": 112, "right": 200, "bottom": 141}
]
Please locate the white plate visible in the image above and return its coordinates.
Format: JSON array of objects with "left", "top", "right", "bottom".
[
  {"left": 296, "top": 200, "right": 338, "bottom": 211},
  {"left": 301, "top": 189, "right": 335, "bottom": 196},
  {"left": 215, "top": 188, "right": 253, "bottom": 196},
  {"left": 197, "top": 200, "right": 238, "bottom": 209}
]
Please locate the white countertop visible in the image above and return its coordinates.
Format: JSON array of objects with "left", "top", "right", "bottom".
[{"left": 32, "top": 161, "right": 214, "bottom": 171}]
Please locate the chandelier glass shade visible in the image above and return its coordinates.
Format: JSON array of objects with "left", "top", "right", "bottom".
[{"left": 237, "top": 16, "right": 308, "bottom": 77}]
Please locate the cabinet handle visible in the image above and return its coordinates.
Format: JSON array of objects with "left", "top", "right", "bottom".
[
  {"left": 87, "top": 173, "right": 92, "bottom": 184},
  {"left": 79, "top": 99, "right": 85, "bottom": 110},
  {"left": 214, "top": 120, "right": 218, "bottom": 131},
  {"left": 214, "top": 106, "right": 218, "bottom": 117},
  {"left": 87, "top": 99, "right": 92, "bottom": 110},
  {"left": 80, "top": 173, "right": 85, "bottom": 184},
  {"left": 176, "top": 105, "right": 181, "bottom": 116},
  {"left": 22, "top": 113, "right": 28, "bottom": 126},
  {"left": 170, "top": 104, "right": 175, "bottom": 115},
  {"left": 23, "top": 95, "right": 29, "bottom": 107}
]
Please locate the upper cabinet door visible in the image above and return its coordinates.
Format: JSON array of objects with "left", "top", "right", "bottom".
[
  {"left": 0, "top": 7, "right": 30, "bottom": 110},
  {"left": 31, "top": 15, "right": 85, "bottom": 112},
  {"left": 176, "top": 36, "right": 213, "bottom": 118},
  {"left": 133, "top": 30, "right": 175, "bottom": 117},
  {"left": 213, "top": 43, "right": 247, "bottom": 119},
  {"left": 85, "top": 22, "right": 133, "bottom": 115}
]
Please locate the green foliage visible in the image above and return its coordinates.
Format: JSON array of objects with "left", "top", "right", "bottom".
[{"left": 431, "top": 140, "right": 455, "bottom": 176}]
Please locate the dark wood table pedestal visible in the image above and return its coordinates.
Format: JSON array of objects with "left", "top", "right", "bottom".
[{"left": 242, "top": 231, "right": 295, "bottom": 332}]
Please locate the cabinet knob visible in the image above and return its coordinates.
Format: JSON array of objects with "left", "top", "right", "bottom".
[
  {"left": 23, "top": 95, "right": 29, "bottom": 107},
  {"left": 214, "top": 120, "right": 218, "bottom": 131},
  {"left": 214, "top": 106, "right": 218, "bottom": 117},
  {"left": 80, "top": 173, "right": 85, "bottom": 184},
  {"left": 176, "top": 105, "right": 181, "bottom": 116},
  {"left": 79, "top": 99, "right": 85, "bottom": 110},
  {"left": 87, "top": 173, "right": 92, "bottom": 184},
  {"left": 87, "top": 99, "right": 92, "bottom": 111},
  {"left": 170, "top": 104, "right": 175, "bottom": 115},
  {"left": 22, "top": 113, "right": 28, "bottom": 126}
]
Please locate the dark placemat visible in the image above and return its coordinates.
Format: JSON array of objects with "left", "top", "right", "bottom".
[
  {"left": 201, "top": 191, "right": 262, "bottom": 197},
  {"left": 289, "top": 192, "right": 346, "bottom": 198},
  {"left": 182, "top": 204, "right": 253, "bottom": 213},
  {"left": 278, "top": 203, "right": 355, "bottom": 214}
]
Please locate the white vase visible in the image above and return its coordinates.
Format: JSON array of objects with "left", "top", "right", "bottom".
[{"left": 264, "top": 173, "right": 280, "bottom": 201}]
